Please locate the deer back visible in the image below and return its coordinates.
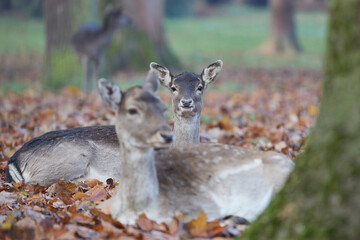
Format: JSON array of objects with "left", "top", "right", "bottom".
[
  {"left": 151, "top": 144, "right": 294, "bottom": 222},
  {"left": 6, "top": 126, "right": 121, "bottom": 185}
]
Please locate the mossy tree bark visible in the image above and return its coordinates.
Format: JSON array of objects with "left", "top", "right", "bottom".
[
  {"left": 105, "top": 0, "right": 181, "bottom": 73},
  {"left": 259, "top": 0, "right": 301, "bottom": 55},
  {"left": 242, "top": 0, "right": 360, "bottom": 239},
  {"left": 43, "top": 0, "right": 98, "bottom": 90}
]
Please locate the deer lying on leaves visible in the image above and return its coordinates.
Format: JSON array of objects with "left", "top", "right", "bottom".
[
  {"left": 97, "top": 79, "right": 294, "bottom": 224},
  {"left": 5, "top": 62, "right": 293, "bottom": 222},
  {"left": 5, "top": 61, "right": 221, "bottom": 185}
]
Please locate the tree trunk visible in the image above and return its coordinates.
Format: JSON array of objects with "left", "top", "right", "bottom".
[
  {"left": 165, "top": 0, "right": 193, "bottom": 17},
  {"left": 242, "top": 0, "right": 360, "bottom": 239},
  {"left": 105, "top": 0, "right": 181, "bottom": 72},
  {"left": 259, "top": 0, "right": 301, "bottom": 55},
  {"left": 43, "top": 0, "right": 98, "bottom": 90},
  {"left": 0, "top": 0, "right": 12, "bottom": 12}
]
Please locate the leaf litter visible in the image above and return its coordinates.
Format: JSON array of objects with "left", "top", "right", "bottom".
[{"left": 0, "top": 70, "right": 320, "bottom": 239}]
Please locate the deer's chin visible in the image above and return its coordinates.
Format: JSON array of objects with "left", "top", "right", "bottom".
[
  {"left": 152, "top": 142, "right": 172, "bottom": 149},
  {"left": 147, "top": 134, "right": 173, "bottom": 149},
  {"left": 178, "top": 106, "right": 197, "bottom": 117}
]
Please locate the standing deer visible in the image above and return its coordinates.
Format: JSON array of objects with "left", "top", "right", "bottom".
[
  {"left": 72, "top": 6, "right": 131, "bottom": 90},
  {"left": 97, "top": 79, "right": 294, "bottom": 224},
  {"left": 5, "top": 61, "right": 222, "bottom": 185}
]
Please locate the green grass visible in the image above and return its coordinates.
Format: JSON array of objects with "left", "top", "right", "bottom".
[
  {"left": 0, "top": 81, "right": 41, "bottom": 94},
  {"left": 0, "top": 4, "right": 327, "bottom": 89},
  {"left": 0, "top": 16, "right": 44, "bottom": 56},
  {"left": 165, "top": 4, "right": 327, "bottom": 71}
]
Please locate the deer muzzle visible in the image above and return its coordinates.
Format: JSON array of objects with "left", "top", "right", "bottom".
[{"left": 147, "top": 131, "right": 173, "bottom": 149}]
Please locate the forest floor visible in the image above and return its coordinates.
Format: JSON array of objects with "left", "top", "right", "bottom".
[{"left": 0, "top": 69, "right": 321, "bottom": 239}]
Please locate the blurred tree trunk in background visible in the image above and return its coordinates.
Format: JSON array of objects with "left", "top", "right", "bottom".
[
  {"left": 0, "top": 0, "right": 12, "bottom": 11},
  {"left": 295, "top": 0, "right": 328, "bottom": 11},
  {"left": 105, "top": 0, "right": 181, "bottom": 72},
  {"left": 242, "top": 0, "right": 360, "bottom": 239},
  {"left": 43, "top": 0, "right": 98, "bottom": 90},
  {"left": 259, "top": 0, "right": 300, "bottom": 55},
  {"left": 243, "top": 0, "right": 268, "bottom": 7},
  {"left": 165, "top": 0, "right": 193, "bottom": 17}
]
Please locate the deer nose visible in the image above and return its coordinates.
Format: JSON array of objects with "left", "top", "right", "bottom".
[
  {"left": 181, "top": 99, "right": 193, "bottom": 107},
  {"left": 160, "top": 132, "right": 173, "bottom": 144}
]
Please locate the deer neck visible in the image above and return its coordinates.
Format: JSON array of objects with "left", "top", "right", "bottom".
[
  {"left": 101, "top": 25, "right": 117, "bottom": 35},
  {"left": 116, "top": 135, "right": 159, "bottom": 214},
  {"left": 173, "top": 114, "right": 200, "bottom": 146},
  {"left": 100, "top": 19, "right": 118, "bottom": 39}
]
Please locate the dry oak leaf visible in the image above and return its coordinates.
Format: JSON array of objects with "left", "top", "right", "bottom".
[
  {"left": 153, "top": 222, "right": 168, "bottom": 233},
  {"left": 48, "top": 179, "right": 77, "bottom": 194},
  {"left": 73, "top": 192, "right": 89, "bottom": 201},
  {"left": 137, "top": 213, "right": 153, "bottom": 231},
  {"left": 90, "top": 208, "right": 124, "bottom": 229},
  {"left": 71, "top": 213, "right": 95, "bottom": 225},
  {"left": 46, "top": 179, "right": 78, "bottom": 205},
  {"left": 85, "top": 185, "right": 108, "bottom": 202},
  {"left": 168, "top": 218, "right": 181, "bottom": 236},
  {"left": 207, "top": 220, "right": 228, "bottom": 238},
  {"left": 84, "top": 178, "right": 102, "bottom": 188},
  {"left": 187, "top": 211, "right": 208, "bottom": 238}
]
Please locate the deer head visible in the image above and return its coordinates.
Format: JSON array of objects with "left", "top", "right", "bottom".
[
  {"left": 98, "top": 79, "right": 172, "bottom": 150},
  {"left": 149, "top": 60, "right": 223, "bottom": 145},
  {"left": 150, "top": 60, "right": 223, "bottom": 119},
  {"left": 103, "top": 5, "right": 131, "bottom": 30}
]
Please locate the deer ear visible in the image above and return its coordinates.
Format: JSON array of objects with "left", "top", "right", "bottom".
[
  {"left": 201, "top": 60, "right": 223, "bottom": 87},
  {"left": 98, "top": 78, "right": 122, "bottom": 112},
  {"left": 143, "top": 69, "right": 159, "bottom": 94},
  {"left": 150, "top": 62, "right": 172, "bottom": 88}
]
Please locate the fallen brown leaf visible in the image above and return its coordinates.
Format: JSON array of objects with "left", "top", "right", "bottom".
[
  {"left": 84, "top": 178, "right": 102, "bottom": 188},
  {"left": 168, "top": 218, "right": 180, "bottom": 236},
  {"left": 187, "top": 211, "right": 208, "bottom": 238},
  {"left": 71, "top": 213, "right": 94, "bottom": 225},
  {"left": 73, "top": 192, "right": 89, "bottom": 201},
  {"left": 137, "top": 213, "right": 153, "bottom": 231},
  {"left": 86, "top": 186, "right": 107, "bottom": 202}
]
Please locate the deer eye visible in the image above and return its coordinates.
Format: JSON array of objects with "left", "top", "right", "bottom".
[
  {"left": 127, "top": 108, "right": 138, "bottom": 115},
  {"left": 170, "top": 86, "right": 177, "bottom": 92},
  {"left": 197, "top": 86, "right": 203, "bottom": 92}
]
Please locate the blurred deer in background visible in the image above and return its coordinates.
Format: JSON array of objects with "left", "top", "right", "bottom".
[
  {"left": 98, "top": 79, "right": 294, "bottom": 224},
  {"left": 5, "top": 61, "right": 221, "bottom": 185},
  {"left": 72, "top": 5, "right": 131, "bottom": 90}
]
